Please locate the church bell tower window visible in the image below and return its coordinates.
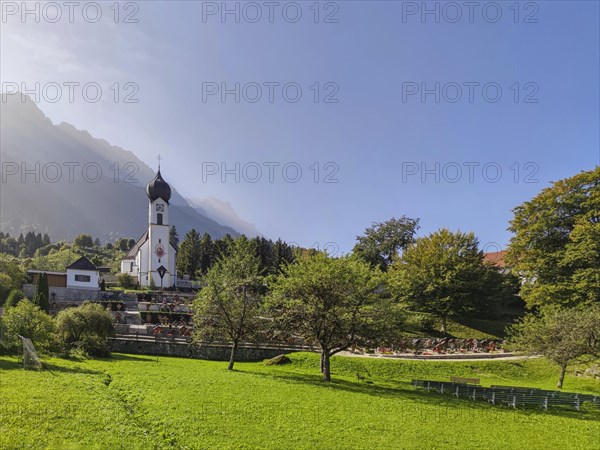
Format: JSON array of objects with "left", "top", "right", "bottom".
[{"left": 157, "top": 213, "right": 163, "bottom": 225}]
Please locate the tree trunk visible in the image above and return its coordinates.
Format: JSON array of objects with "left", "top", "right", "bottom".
[
  {"left": 557, "top": 363, "right": 567, "bottom": 389},
  {"left": 441, "top": 316, "right": 447, "bottom": 336},
  {"left": 321, "top": 352, "right": 331, "bottom": 382},
  {"left": 227, "top": 340, "right": 238, "bottom": 371}
]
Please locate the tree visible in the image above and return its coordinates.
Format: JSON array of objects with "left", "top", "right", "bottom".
[
  {"left": 115, "top": 238, "right": 130, "bottom": 252},
  {"left": 267, "top": 253, "right": 390, "bottom": 381},
  {"left": 193, "top": 238, "right": 264, "bottom": 370},
  {"left": 55, "top": 302, "right": 115, "bottom": 356},
  {"left": 177, "top": 229, "right": 202, "bottom": 279},
  {"left": 0, "top": 255, "right": 25, "bottom": 305},
  {"left": 390, "top": 229, "right": 490, "bottom": 335},
  {"left": 74, "top": 234, "right": 94, "bottom": 249},
  {"left": 94, "top": 238, "right": 101, "bottom": 247},
  {"left": 170, "top": 226, "right": 180, "bottom": 249},
  {"left": 116, "top": 273, "right": 135, "bottom": 289},
  {"left": 99, "top": 279, "right": 106, "bottom": 291},
  {"left": 33, "top": 273, "right": 49, "bottom": 313},
  {"left": 0, "top": 300, "right": 55, "bottom": 351},
  {"left": 507, "top": 167, "right": 600, "bottom": 308},
  {"left": 4, "top": 289, "right": 26, "bottom": 308},
  {"left": 353, "top": 216, "right": 420, "bottom": 271},
  {"left": 506, "top": 305, "right": 600, "bottom": 388},
  {"left": 199, "top": 232, "right": 214, "bottom": 275}
]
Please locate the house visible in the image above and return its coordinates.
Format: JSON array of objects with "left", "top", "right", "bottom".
[{"left": 66, "top": 256, "right": 100, "bottom": 290}]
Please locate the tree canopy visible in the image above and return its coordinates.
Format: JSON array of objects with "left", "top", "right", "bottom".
[
  {"left": 390, "top": 229, "right": 496, "bottom": 334},
  {"left": 353, "top": 216, "right": 420, "bottom": 271},
  {"left": 507, "top": 304, "right": 600, "bottom": 388},
  {"left": 193, "top": 237, "right": 265, "bottom": 370},
  {"left": 507, "top": 167, "right": 600, "bottom": 308},
  {"left": 267, "top": 253, "right": 392, "bottom": 381}
]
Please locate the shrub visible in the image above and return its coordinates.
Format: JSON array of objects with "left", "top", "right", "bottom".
[
  {"left": 55, "top": 302, "right": 115, "bottom": 357},
  {"left": 4, "top": 289, "right": 26, "bottom": 308},
  {"left": 116, "top": 273, "right": 135, "bottom": 289},
  {"left": 0, "top": 300, "right": 55, "bottom": 352}
]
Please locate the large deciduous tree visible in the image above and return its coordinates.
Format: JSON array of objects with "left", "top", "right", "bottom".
[
  {"left": 507, "top": 167, "right": 600, "bottom": 308},
  {"left": 390, "top": 229, "right": 491, "bottom": 335},
  {"left": 507, "top": 305, "right": 600, "bottom": 388},
  {"left": 353, "top": 216, "right": 420, "bottom": 271},
  {"left": 193, "top": 237, "right": 264, "bottom": 370},
  {"left": 267, "top": 253, "right": 392, "bottom": 381}
]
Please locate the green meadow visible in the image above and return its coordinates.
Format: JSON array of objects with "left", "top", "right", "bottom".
[{"left": 1, "top": 353, "right": 599, "bottom": 449}]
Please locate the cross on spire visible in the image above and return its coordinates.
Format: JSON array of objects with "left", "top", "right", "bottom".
[{"left": 156, "top": 154, "right": 163, "bottom": 170}]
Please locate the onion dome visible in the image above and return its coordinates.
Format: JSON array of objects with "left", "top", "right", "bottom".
[{"left": 146, "top": 169, "right": 171, "bottom": 203}]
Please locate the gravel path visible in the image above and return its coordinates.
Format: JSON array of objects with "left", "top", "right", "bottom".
[{"left": 337, "top": 351, "right": 534, "bottom": 362}]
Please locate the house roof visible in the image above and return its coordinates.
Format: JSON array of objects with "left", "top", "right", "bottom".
[
  {"left": 27, "top": 270, "right": 67, "bottom": 276},
  {"left": 484, "top": 250, "right": 507, "bottom": 268},
  {"left": 66, "top": 256, "right": 98, "bottom": 271},
  {"left": 123, "top": 230, "right": 149, "bottom": 260}
]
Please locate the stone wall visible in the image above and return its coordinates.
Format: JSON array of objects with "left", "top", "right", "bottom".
[
  {"left": 22, "top": 284, "right": 101, "bottom": 302},
  {"left": 108, "top": 338, "right": 294, "bottom": 362}
]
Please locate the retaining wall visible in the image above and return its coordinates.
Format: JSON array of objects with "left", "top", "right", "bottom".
[{"left": 108, "top": 338, "right": 294, "bottom": 362}]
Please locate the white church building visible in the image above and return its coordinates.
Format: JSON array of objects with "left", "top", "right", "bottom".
[{"left": 121, "top": 168, "right": 177, "bottom": 288}]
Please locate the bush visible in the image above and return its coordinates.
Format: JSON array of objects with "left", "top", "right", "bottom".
[
  {"left": 55, "top": 302, "right": 115, "bottom": 357},
  {"left": 0, "top": 300, "right": 55, "bottom": 352},
  {"left": 4, "top": 289, "right": 25, "bottom": 308},
  {"left": 116, "top": 273, "right": 135, "bottom": 289}
]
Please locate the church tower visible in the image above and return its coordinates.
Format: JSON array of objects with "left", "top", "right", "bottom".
[{"left": 145, "top": 167, "right": 175, "bottom": 288}]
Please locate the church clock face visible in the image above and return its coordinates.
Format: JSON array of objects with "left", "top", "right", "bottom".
[
  {"left": 156, "top": 204, "right": 164, "bottom": 212},
  {"left": 155, "top": 243, "right": 165, "bottom": 258}
]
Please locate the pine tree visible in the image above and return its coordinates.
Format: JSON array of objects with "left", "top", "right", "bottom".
[
  {"left": 33, "top": 273, "right": 49, "bottom": 313},
  {"left": 176, "top": 229, "right": 202, "bottom": 279},
  {"left": 170, "top": 226, "right": 180, "bottom": 249}
]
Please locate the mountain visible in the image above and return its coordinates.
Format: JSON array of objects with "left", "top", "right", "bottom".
[
  {"left": 187, "top": 197, "right": 261, "bottom": 238},
  {"left": 0, "top": 93, "right": 240, "bottom": 242}
]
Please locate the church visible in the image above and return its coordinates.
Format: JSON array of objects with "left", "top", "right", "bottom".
[{"left": 120, "top": 168, "right": 177, "bottom": 288}]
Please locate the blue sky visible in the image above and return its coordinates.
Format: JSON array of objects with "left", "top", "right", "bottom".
[{"left": 2, "top": 1, "right": 599, "bottom": 253}]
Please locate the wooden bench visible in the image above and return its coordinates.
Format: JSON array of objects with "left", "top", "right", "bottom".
[
  {"left": 450, "top": 376, "right": 480, "bottom": 385},
  {"left": 490, "top": 385, "right": 540, "bottom": 395}
]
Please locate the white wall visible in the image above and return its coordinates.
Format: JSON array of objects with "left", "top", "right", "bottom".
[{"left": 66, "top": 269, "right": 99, "bottom": 290}]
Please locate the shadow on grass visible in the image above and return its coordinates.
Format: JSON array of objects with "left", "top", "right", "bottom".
[
  {"left": 238, "top": 367, "right": 600, "bottom": 422},
  {"left": 107, "top": 353, "right": 157, "bottom": 363},
  {"left": 0, "top": 357, "right": 102, "bottom": 376},
  {"left": 451, "top": 316, "right": 510, "bottom": 338}
]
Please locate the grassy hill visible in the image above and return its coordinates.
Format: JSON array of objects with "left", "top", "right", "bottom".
[{"left": 1, "top": 352, "right": 598, "bottom": 449}]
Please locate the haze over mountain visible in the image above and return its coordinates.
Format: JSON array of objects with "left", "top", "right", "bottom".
[
  {"left": 187, "top": 197, "right": 261, "bottom": 239},
  {"left": 0, "top": 93, "right": 246, "bottom": 242}
]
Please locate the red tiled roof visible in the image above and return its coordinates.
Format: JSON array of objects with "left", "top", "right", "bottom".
[{"left": 484, "top": 250, "right": 508, "bottom": 268}]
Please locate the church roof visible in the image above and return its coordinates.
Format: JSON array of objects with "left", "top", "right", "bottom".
[
  {"left": 66, "top": 256, "right": 98, "bottom": 271},
  {"left": 146, "top": 169, "right": 172, "bottom": 203},
  {"left": 123, "top": 230, "right": 149, "bottom": 260}
]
